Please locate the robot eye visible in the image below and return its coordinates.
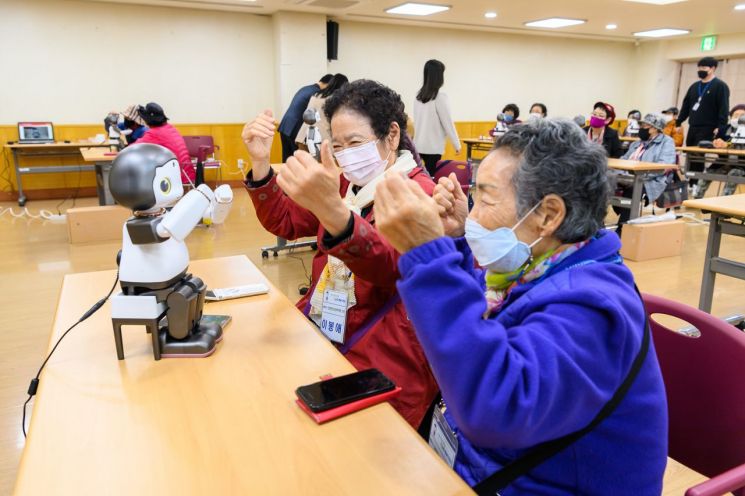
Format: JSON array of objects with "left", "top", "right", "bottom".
[{"left": 160, "top": 178, "right": 171, "bottom": 194}]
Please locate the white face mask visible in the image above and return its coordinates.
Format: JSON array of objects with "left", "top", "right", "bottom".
[
  {"left": 464, "top": 203, "right": 543, "bottom": 273},
  {"left": 732, "top": 118, "right": 741, "bottom": 129},
  {"left": 529, "top": 112, "right": 543, "bottom": 120},
  {"left": 662, "top": 114, "right": 673, "bottom": 124},
  {"left": 333, "top": 140, "right": 392, "bottom": 186}
]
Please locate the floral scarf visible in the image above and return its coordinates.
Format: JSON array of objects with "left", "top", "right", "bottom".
[{"left": 484, "top": 240, "right": 590, "bottom": 318}]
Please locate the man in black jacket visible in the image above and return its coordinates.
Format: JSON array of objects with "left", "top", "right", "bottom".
[
  {"left": 677, "top": 57, "right": 730, "bottom": 189},
  {"left": 277, "top": 74, "right": 333, "bottom": 162}
]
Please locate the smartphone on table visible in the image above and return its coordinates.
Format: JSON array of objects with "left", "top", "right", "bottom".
[{"left": 295, "top": 368, "right": 396, "bottom": 413}]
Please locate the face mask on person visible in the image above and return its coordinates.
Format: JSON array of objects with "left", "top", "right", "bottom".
[
  {"left": 464, "top": 203, "right": 542, "bottom": 273},
  {"left": 698, "top": 69, "right": 710, "bottom": 79},
  {"left": 503, "top": 114, "right": 514, "bottom": 123},
  {"left": 589, "top": 116, "right": 606, "bottom": 129},
  {"left": 662, "top": 114, "right": 673, "bottom": 124},
  {"left": 529, "top": 112, "right": 543, "bottom": 120},
  {"left": 732, "top": 118, "right": 741, "bottom": 129},
  {"left": 333, "top": 140, "right": 392, "bottom": 187},
  {"left": 637, "top": 128, "right": 651, "bottom": 142}
]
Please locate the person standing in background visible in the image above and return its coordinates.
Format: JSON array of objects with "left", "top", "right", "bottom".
[
  {"left": 295, "top": 74, "right": 349, "bottom": 149},
  {"left": 676, "top": 57, "right": 730, "bottom": 191},
  {"left": 278, "top": 74, "right": 333, "bottom": 162},
  {"left": 413, "top": 59, "right": 461, "bottom": 176}
]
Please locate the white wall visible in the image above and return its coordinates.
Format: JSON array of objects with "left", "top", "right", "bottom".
[
  {"left": 328, "top": 21, "right": 638, "bottom": 121},
  {"left": 629, "top": 41, "right": 680, "bottom": 117},
  {"left": 0, "top": 0, "right": 276, "bottom": 124},
  {"left": 272, "top": 12, "right": 328, "bottom": 115}
]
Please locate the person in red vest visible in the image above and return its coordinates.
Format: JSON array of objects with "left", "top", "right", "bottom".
[{"left": 134, "top": 102, "right": 196, "bottom": 185}]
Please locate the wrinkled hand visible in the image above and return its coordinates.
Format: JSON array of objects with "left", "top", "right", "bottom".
[
  {"left": 375, "top": 173, "right": 444, "bottom": 254},
  {"left": 433, "top": 173, "right": 468, "bottom": 237},
  {"left": 713, "top": 138, "right": 728, "bottom": 149},
  {"left": 277, "top": 141, "right": 349, "bottom": 236},
  {"left": 242, "top": 110, "right": 276, "bottom": 179}
]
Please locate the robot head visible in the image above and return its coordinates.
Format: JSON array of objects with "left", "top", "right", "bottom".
[{"left": 109, "top": 144, "right": 184, "bottom": 211}]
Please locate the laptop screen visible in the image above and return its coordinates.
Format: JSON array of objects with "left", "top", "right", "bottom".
[{"left": 18, "top": 122, "right": 55, "bottom": 143}]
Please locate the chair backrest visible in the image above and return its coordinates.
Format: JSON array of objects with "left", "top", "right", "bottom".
[
  {"left": 183, "top": 135, "right": 215, "bottom": 162},
  {"left": 433, "top": 160, "right": 471, "bottom": 195},
  {"left": 642, "top": 293, "right": 745, "bottom": 483}
]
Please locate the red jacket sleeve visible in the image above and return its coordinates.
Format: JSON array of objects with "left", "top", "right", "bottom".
[
  {"left": 245, "top": 173, "right": 320, "bottom": 240},
  {"left": 322, "top": 169, "right": 435, "bottom": 288}
]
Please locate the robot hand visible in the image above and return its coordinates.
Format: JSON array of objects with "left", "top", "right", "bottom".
[{"left": 204, "top": 184, "right": 233, "bottom": 225}]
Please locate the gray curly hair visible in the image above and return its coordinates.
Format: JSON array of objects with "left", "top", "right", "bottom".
[{"left": 492, "top": 118, "right": 610, "bottom": 243}]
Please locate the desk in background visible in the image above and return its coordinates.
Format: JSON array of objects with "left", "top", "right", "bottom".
[
  {"left": 80, "top": 147, "right": 118, "bottom": 205},
  {"left": 14, "top": 255, "right": 469, "bottom": 495},
  {"left": 4, "top": 141, "right": 113, "bottom": 206},
  {"left": 682, "top": 194, "right": 745, "bottom": 313},
  {"left": 607, "top": 158, "right": 677, "bottom": 221},
  {"left": 462, "top": 137, "right": 493, "bottom": 179},
  {"left": 677, "top": 146, "right": 745, "bottom": 192}
]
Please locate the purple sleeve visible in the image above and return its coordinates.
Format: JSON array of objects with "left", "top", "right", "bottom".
[{"left": 397, "top": 237, "right": 637, "bottom": 450}]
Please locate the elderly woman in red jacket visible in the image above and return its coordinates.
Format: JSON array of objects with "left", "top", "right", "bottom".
[{"left": 242, "top": 79, "right": 438, "bottom": 429}]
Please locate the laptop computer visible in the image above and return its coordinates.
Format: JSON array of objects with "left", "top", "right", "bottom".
[{"left": 18, "top": 122, "right": 55, "bottom": 144}]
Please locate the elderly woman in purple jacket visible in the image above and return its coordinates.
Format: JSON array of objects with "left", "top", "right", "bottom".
[{"left": 374, "top": 119, "right": 668, "bottom": 495}]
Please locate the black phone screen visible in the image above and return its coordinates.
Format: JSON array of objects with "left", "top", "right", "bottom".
[{"left": 296, "top": 368, "right": 395, "bottom": 412}]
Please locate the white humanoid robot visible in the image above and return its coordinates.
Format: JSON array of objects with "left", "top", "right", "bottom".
[
  {"left": 492, "top": 113, "right": 509, "bottom": 138},
  {"left": 303, "top": 108, "right": 323, "bottom": 159},
  {"left": 625, "top": 116, "right": 640, "bottom": 137},
  {"left": 104, "top": 113, "right": 126, "bottom": 149},
  {"left": 108, "top": 144, "right": 233, "bottom": 360}
]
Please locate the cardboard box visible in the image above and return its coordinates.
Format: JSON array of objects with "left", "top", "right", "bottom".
[
  {"left": 620, "top": 220, "right": 685, "bottom": 262},
  {"left": 67, "top": 205, "right": 131, "bottom": 244}
]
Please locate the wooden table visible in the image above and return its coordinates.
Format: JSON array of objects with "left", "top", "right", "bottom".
[
  {"left": 682, "top": 194, "right": 745, "bottom": 312},
  {"left": 620, "top": 136, "right": 640, "bottom": 142},
  {"left": 677, "top": 146, "right": 745, "bottom": 193},
  {"left": 12, "top": 254, "right": 710, "bottom": 494},
  {"left": 4, "top": 141, "right": 113, "bottom": 206},
  {"left": 80, "top": 147, "right": 118, "bottom": 205},
  {"left": 462, "top": 137, "right": 493, "bottom": 179},
  {"left": 608, "top": 158, "right": 678, "bottom": 221},
  {"left": 663, "top": 458, "right": 707, "bottom": 495},
  {"left": 14, "top": 256, "right": 469, "bottom": 495}
]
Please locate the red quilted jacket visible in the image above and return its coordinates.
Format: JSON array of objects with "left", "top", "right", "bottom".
[
  {"left": 245, "top": 167, "right": 439, "bottom": 428},
  {"left": 135, "top": 124, "right": 196, "bottom": 184}
]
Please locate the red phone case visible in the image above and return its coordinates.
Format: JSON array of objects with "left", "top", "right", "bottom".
[{"left": 296, "top": 386, "right": 402, "bottom": 424}]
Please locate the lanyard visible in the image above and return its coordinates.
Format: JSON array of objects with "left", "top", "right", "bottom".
[{"left": 698, "top": 80, "right": 713, "bottom": 100}]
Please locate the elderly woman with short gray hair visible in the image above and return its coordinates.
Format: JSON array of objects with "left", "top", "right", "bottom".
[{"left": 373, "top": 119, "right": 668, "bottom": 495}]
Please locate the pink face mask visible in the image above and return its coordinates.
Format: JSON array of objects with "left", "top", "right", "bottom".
[{"left": 590, "top": 116, "right": 606, "bottom": 129}]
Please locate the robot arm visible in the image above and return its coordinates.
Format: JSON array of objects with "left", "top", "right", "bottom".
[{"left": 156, "top": 184, "right": 214, "bottom": 241}]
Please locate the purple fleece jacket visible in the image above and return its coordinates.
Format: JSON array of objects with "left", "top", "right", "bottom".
[{"left": 397, "top": 230, "right": 668, "bottom": 495}]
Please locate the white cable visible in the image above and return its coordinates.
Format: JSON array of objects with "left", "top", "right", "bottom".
[
  {"left": 0, "top": 207, "right": 63, "bottom": 221},
  {"left": 677, "top": 212, "right": 709, "bottom": 225}
]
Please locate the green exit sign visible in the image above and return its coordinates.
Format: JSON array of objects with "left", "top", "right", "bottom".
[{"left": 701, "top": 35, "right": 717, "bottom": 52}]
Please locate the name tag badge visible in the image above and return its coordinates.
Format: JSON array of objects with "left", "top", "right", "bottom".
[
  {"left": 692, "top": 100, "right": 700, "bottom": 112},
  {"left": 429, "top": 407, "right": 458, "bottom": 468},
  {"left": 320, "top": 289, "right": 348, "bottom": 344}
]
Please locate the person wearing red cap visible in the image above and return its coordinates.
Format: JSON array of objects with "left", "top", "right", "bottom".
[{"left": 583, "top": 101, "right": 622, "bottom": 158}]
